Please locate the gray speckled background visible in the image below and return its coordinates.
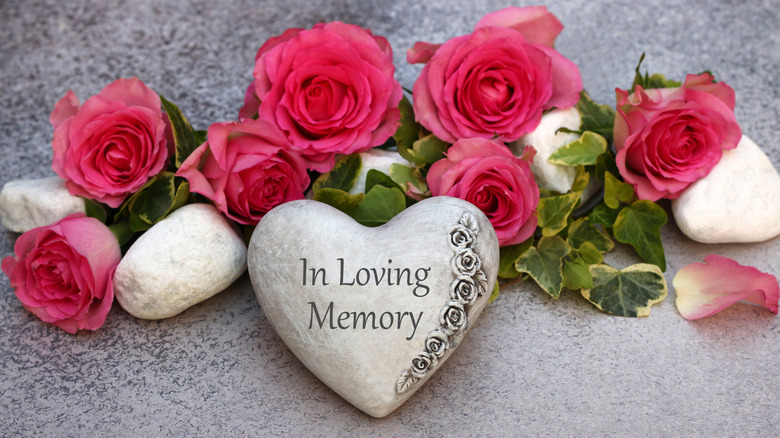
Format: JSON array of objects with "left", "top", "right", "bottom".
[{"left": 1, "top": 0, "right": 778, "bottom": 436}]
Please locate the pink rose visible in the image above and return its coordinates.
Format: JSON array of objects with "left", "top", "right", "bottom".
[
  {"left": 239, "top": 22, "right": 403, "bottom": 172},
  {"left": 1, "top": 214, "right": 121, "bottom": 334},
  {"left": 614, "top": 73, "right": 742, "bottom": 201},
  {"left": 408, "top": 6, "right": 582, "bottom": 144},
  {"left": 51, "top": 77, "right": 171, "bottom": 208},
  {"left": 427, "top": 138, "right": 540, "bottom": 246},
  {"left": 176, "top": 119, "right": 309, "bottom": 225}
]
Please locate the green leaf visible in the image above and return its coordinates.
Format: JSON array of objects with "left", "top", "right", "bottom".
[
  {"left": 82, "top": 197, "right": 107, "bottom": 223},
  {"left": 646, "top": 73, "right": 681, "bottom": 89},
  {"left": 571, "top": 166, "right": 590, "bottom": 193},
  {"left": 160, "top": 96, "right": 198, "bottom": 169},
  {"left": 567, "top": 217, "right": 614, "bottom": 253},
  {"left": 125, "top": 172, "right": 177, "bottom": 232},
  {"left": 169, "top": 179, "right": 190, "bottom": 214},
  {"left": 410, "top": 134, "right": 447, "bottom": 165},
  {"left": 313, "top": 154, "right": 362, "bottom": 192},
  {"left": 498, "top": 238, "right": 533, "bottom": 279},
  {"left": 389, "top": 163, "right": 428, "bottom": 194},
  {"left": 536, "top": 192, "right": 581, "bottom": 236},
  {"left": 595, "top": 152, "right": 620, "bottom": 182},
  {"left": 576, "top": 241, "right": 604, "bottom": 265},
  {"left": 394, "top": 95, "right": 425, "bottom": 165},
  {"left": 313, "top": 188, "right": 364, "bottom": 213},
  {"left": 604, "top": 171, "right": 634, "bottom": 209},
  {"left": 547, "top": 131, "right": 607, "bottom": 166},
  {"left": 108, "top": 221, "right": 135, "bottom": 248},
  {"left": 589, "top": 203, "right": 620, "bottom": 229},
  {"left": 563, "top": 258, "right": 593, "bottom": 290},
  {"left": 514, "top": 235, "right": 571, "bottom": 299},
  {"left": 488, "top": 280, "right": 500, "bottom": 303},
  {"left": 577, "top": 91, "right": 615, "bottom": 143},
  {"left": 349, "top": 185, "right": 406, "bottom": 227},
  {"left": 365, "top": 169, "right": 404, "bottom": 194},
  {"left": 613, "top": 200, "right": 668, "bottom": 271},
  {"left": 581, "top": 264, "right": 668, "bottom": 317}
]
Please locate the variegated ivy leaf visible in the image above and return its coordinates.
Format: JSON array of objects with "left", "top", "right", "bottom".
[
  {"left": 389, "top": 163, "right": 428, "bottom": 195},
  {"left": 160, "top": 96, "right": 199, "bottom": 169},
  {"left": 582, "top": 263, "right": 668, "bottom": 317},
  {"left": 547, "top": 131, "right": 607, "bottom": 166},
  {"left": 312, "top": 153, "right": 362, "bottom": 193},
  {"left": 613, "top": 200, "right": 668, "bottom": 271},
  {"left": 567, "top": 217, "right": 614, "bottom": 253},
  {"left": 604, "top": 171, "right": 635, "bottom": 209},
  {"left": 348, "top": 185, "right": 406, "bottom": 227},
  {"left": 536, "top": 192, "right": 581, "bottom": 236},
  {"left": 576, "top": 90, "right": 615, "bottom": 143},
  {"left": 497, "top": 238, "right": 533, "bottom": 279},
  {"left": 515, "top": 235, "right": 570, "bottom": 299}
]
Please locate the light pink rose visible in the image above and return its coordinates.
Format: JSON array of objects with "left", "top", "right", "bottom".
[
  {"left": 176, "top": 119, "right": 309, "bottom": 225},
  {"left": 1, "top": 214, "right": 121, "bottom": 334},
  {"left": 408, "top": 6, "right": 582, "bottom": 144},
  {"left": 614, "top": 73, "right": 742, "bottom": 201},
  {"left": 427, "top": 138, "right": 539, "bottom": 246},
  {"left": 239, "top": 22, "right": 403, "bottom": 172},
  {"left": 51, "top": 77, "right": 171, "bottom": 208}
]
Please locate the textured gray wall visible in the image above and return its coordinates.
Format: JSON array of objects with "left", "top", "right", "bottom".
[{"left": 1, "top": 0, "right": 778, "bottom": 436}]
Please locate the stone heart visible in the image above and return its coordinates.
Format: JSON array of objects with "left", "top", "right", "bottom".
[{"left": 247, "top": 196, "right": 499, "bottom": 417}]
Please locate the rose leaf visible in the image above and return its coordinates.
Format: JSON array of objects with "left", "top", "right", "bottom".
[
  {"left": 389, "top": 163, "right": 428, "bottom": 194},
  {"left": 348, "top": 185, "right": 406, "bottom": 227},
  {"left": 312, "top": 153, "right": 362, "bottom": 193},
  {"left": 160, "top": 96, "right": 198, "bottom": 169},
  {"left": 589, "top": 203, "right": 620, "bottom": 229},
  {"left": 498, "top": 238, "right": 533, "bottom": 279},
  {"left": 673, "top": 255, "right": 779, "bottom": 320},
  {"left": 604, "top": 171, "right": 635, "bottom": 209},
  {"left": 612, "top": 200, "right": 668, "bottom": 271},
  {"left": 547, "top": 131, "right": 607, "bottom": 166},
  {"left": 536, "top": 192, "right": 581, "bottom": 236},
  {"left": 576, "top": 91, "right": 615, "bottom": 143},
  {"left": 581, "top": 263, "right": 668, "bottom": 317},
  {"left": 313, "top": 188, "right": 364, "bottom": 213},
  {"left": 567, "top": 217, "right": 614, "bottom": 253},
  {"left": 514, "top": 235, "right": 571, "bottom": 299}
]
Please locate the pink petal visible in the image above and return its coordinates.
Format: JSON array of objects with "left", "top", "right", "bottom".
[
  {"left": 673, "top": 255, "right": 780, "bottom": 320},
  {"left": 50, "top": 90, "right": 81, "bottom": 129},
  {"left": 474, "top": 6, "right": 563, "bottom": 48},
  {"left": 407, "top": 41, "right": 443, "bottom": 64}
]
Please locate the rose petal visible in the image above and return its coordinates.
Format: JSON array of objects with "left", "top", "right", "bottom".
[
  {"left": 474, "top": 6, "right": 564, "bottom": 48},
  {"left": 407, "top": 41, "right": 442, "bottom": 64},
  {"left": 673, "top": 255, "right": 780, "bottom": 320}
]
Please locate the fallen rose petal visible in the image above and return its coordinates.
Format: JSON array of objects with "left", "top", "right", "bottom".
[{"left": 673, "top": 254, "right": 779, "bottom": 320}]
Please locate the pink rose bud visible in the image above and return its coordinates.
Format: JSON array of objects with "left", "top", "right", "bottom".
[
  {"left": 50, "top": 77, "right": 171, "bottom": 208},
  {"left": 1, "top": 214, "right": 121, "bottom": 334},
  {"left": 614, "top": 73, "right": 742, "bottom": 201},
  {"left": 408, "top": 6, "right": 582, "bottom": 144},
  {"left": 239, "top": 22, "right": 403, "bottom": 172},
  {"left": 427, "top": 138, "right": 540, "bottom": 246},
  {"left": 176, "top": 119, "right": 310, "bottom": 225}
]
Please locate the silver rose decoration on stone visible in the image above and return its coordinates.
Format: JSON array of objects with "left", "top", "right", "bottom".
[{"left": 396, "top": 212, "right": 490, "bottom": 395}]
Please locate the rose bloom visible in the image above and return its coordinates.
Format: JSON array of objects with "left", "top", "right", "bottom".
[
  {"left": 239, "top": 22, "right": 403, "bottom": 172},
  {"left": 614, "top": 73, "right": 742, "bottom": 201},
  {"left": 176, "top": 119, "right": 309, "bottom": 225},
  {"left": 1, "top": 214, "right": 121, "bottom": 334},
  {"left": 408, "top": 6, "right": 582, "bottom": 143},
  {"left": 51, "top": 77, "right": 171, "bottom": 208},
  {"left": 428, "top": 137, "right": 540, "bottom": 246}
]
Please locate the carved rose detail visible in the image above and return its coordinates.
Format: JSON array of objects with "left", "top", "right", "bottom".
[{"left": 396, "top": 211, "right": 489, "bottom": 394}]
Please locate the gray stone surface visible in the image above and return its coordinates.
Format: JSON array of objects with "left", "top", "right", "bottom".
[{"left": 0, "top": 0, "right": 778, "bottom": 436}]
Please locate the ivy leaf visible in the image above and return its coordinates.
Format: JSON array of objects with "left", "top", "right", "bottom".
[
  {"left": 604, "top": 171, "right": 634, "bottom": 209},
  {"left": 515, "top": 235, "right": 571, "bottom": 299},
  {"left": 595, "top": 152, "right": 620, "bottom": 182},
  {"left": 410, "top": 134, "right": 447, "bottom": 165},
  {"left": 576, "top": 91, "right": 615, "bottom": 143},
  {"left": 489, "top": 280, "right": 501, "bottom": 303},
  {"left": 313, "top": 154, "right": 362, "bottom": 192},
  {"left": 120, "top": 172, "right": 177, "bottom": 232},
  {"left": 498, "top": 238, "right": 533, "bottom": 279},
  {"left": 108, "top": 221, "right": 135, "bottom": 248},
  {"left": 82, "top": 197, "right": 107, "bottom": 223},
  {"left": 571, "top": 166, "right": 590, "bottom": 193},
  {"left": 389, "top": 163, "right": 428, "bottom": 194},
  {"left": 365, "top": 169, "right": 404, "bottom": 194},
  {"left": 160, "top": 96, "right": 199, "bottom": 169},
  {"left": 394, "top": 95, "right": 425, "bottom": 165},
  {"left": 563, "top": 257, "right": 593, "bottom": 290},
  {"left": 348, "top": 185, "right": 406, "bottom": 227},
  {"left": 581, "top": 264, "right": 668, "bottom": 317},
  {"left": 536, "top": 192, "right": 581, "bottom": 236},
  {"left": 613, "top": 200, "right": 668, "bottom": 271},
  {"left": 577, "top": 241, "right": 604, "bottom": 265},
  {"left": 547, "top": 131, "right": 607, "bottom": 166},
  {"left": 313, "top": 188, "right": 364, "bottom": 213},
  {"left": 589, "top": 203, "right": 620, "bottom": 229},
  {"left": 567, "top": 217, "right": 614, "bottom": 253}
]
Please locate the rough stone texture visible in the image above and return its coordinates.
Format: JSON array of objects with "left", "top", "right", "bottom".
[
  {"left": 349, "top": 148, "right": 411, "bottom": 195},
  {"left": 0, "top": 176, "right": 85, "bottom": 233},
  {"left": 672, "top": 136, "right": 780, "bottom": 243},
  {"left": 0, "top": 1, "right": 779, "bottom": 436},
  {"left": 114, "top": 203, "right": 247, "bottom": 320},
  {"left": 248, "top": 197, "right": 499, "bottom": 417}
]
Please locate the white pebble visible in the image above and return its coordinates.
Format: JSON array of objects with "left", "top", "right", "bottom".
[{"left": 0, "top": 176, "right": 86, "bottom": 233}]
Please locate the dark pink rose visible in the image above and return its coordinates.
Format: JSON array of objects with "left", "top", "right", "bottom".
[
  {"left": 427, "top": 138, "right": 540, "bottom": 246},
  {"left": 239, "top": 22, "right": 403, "bottom": 172},
  {"left": 176, "top": 119, "right": 309, "bottom": 225},
  {"left": 51, "top": 78, "right": 171, "bottom": 208},
  {"left": 614, "top": 73, "right": 742, "bottom": 201},
  {"left": 1, "top": 214, "right": 121, "bottom": 334},
  {"left": 408, "top": 6, "right": 582, "bottom": 144}
]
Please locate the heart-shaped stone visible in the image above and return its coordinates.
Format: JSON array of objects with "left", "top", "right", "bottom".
[{"left": 247, "top": 196, "right": 499, "bottom": 417}]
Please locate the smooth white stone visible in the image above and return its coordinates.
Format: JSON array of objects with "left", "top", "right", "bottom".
[
  {"left": 0, "top": 176, "right": 85, "bottom": 233},
  {"left": 247, "top": 197, "right": 499, "bottom": 417},
  {"left": 114, "top": 203, "right": 247, "bottom": 320},
  {"left": 349, "top": 148, "right": 410, "bottom": 195},
  {"left": 511, "top": 107, "right": 582, "bottom": 194},
  {"left": 672, "top": 135, "right": 780, "bottom": 243}
]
